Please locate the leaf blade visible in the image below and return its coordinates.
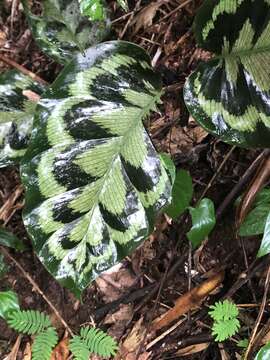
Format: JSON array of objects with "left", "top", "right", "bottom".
[
  {"left": 21, "top": 41, "right": 172, "bottom": 296},
  {"left": 187, "top": 198, "right": 216, "bottom": 248},
  {"left": 184, "top": 0, "right": 270, "bottom": 148},
  {"left": 257, "top": 211, "right": 270, "bottom": 258},
  {"left": 165, "top": 169, "right": 193, "bottom": 219}
]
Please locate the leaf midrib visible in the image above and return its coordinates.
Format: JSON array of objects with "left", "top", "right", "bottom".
[
  {"left": 215, "top": 44, "right": 270, "bottom": 60},
  {"left": 77, "top": 90, "right": 162, "bottom": 247}
]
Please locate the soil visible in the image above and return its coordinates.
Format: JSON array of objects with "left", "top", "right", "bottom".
[{"left": 0, "top": 1, "right": 269, "bottom": 359}]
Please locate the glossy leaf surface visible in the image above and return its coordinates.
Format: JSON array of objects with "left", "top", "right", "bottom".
[
  {"left": 21, "top": 41, "right": 172, "bottom": 296},
  {"left": 165, "top": 169, "right": 193, "bottom": 219},
  {"left": 255, "top": 342, "right": 270, "bottom": 360},
  {"left": 22, "top": 0, "right": 109, "bottom": 64},
  {"left": 0, "top": 291, "right": 20, "bottom": 319},
  {"left": 187, "top": 198, "right": 216, "bottom": 248},
  {"left": 0, "top": 227, "right": 26, "bottom": 251},
  {"left": 184, "top": 0, "right": 270, "bottom": 148},
  {"left": 239, "top": 188, "right": 270, "bottom": 236},
  {"left": 0, "top": 70, "right": 44, "bottom": 167},
  {"left": 257, "top": 211, "right": 270, "bottom": 258}
]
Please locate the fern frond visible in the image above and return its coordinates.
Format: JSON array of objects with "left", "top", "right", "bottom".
[
  {"left": 212, "top": 318, "right": 240, "bottom": 342},
  {"left": 7, "top": 310, "right": 51, "bottom": 335},
  {"left": 69, "top": 326, "right": 118, "bottom": 359},
  {"left": 209, "top": 300, "right": 238, "bottom": 322},
  {"left": 32, "top": 327, "right": 58, "bottom": 360},
  {"left": 69, "top": 335, "right": 90, "bottom": 360}
]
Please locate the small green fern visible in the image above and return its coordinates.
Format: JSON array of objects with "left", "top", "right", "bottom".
[
  {"left": 69, "top": 326, "right": 118, "bottom": 359},
  {"left": 32, "top": 327, "right": 58, "bottom": 360},
  {"left": 209, "top": 300, "right": 240, "bottom": 342},
  {"left": 7, "top": 310, "right": 51, "bottom": 335}
]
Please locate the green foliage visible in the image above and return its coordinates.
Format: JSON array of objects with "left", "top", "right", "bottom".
[
  {"left": 79, "top": 0, "right": 105, "bottom": 20},
  {"left": 7, "top": 310, "right": 52, "bottom": 335},
  {"left": 116, "top": 0, "right": 128, "bottom": 11},
  {"left": 184, "top": 0, "right": 270, "bottom": 148},
  {"left": 69, "top": 326, "right": 118, "bottom": 359},
  {"left": 237, "top": 338, "right": 249, "bottom": 349},
  {"left": 21, "top": 41, "right": 172, "bottom": 296},
  {"left": 22, "top": 0, "right": 109, "bottom": 64},
  {"left": 239, "top": 188, "right": 270, "bottom": 258},
  {"left": 32, "top": 327, "right": 58, "bottom": 360},
  {"left": 187, "top": 198, "right": 216, "bottom": 248},
  {"left": 209, "top": 300, "right": 240, "bottom": 342},
  {"left": 239, "top": 188, "right": 270, "bottom": 237},
  {"left": 258, "top": 211, "right": 270, "bottom": 258},
  {"left": 255, "top": 341, "right": 270, "bottom": 360},
  {"left": 79, "top": 0, "right": 128, "bottom": 20},
  {"left": 0, "top": 291, "right": 20, "bottom": 319},
  {"left": 159, "top": 153, "right": 176, "bottom": 184},
  {"left": 165, "top": 169, "right": 193, "bottom": 219},
  {"left": 0, "top": 70, "right": 45, "bottom": 167},
  {"left": 0, "top": 227, "right": 26, "bottom": 251}
]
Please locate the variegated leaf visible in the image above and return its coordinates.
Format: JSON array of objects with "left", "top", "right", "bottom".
[
  {"left": 184, "top": 0, "right": 270, "bottom": 148},
  {"left": 21, "top": 41, "right": 172, "bottom": 296},
  {"left": 0, "top": 70, "right": 45, "bottom": 167},
  {"left": 22, "top": 0, "right": 110, "bottom": 64}
]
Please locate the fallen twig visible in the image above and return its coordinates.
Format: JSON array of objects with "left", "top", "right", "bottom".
[
  {"left": 0, "top": 246, "right": 74, "bottom": 337},
  {"left": 0, "top": 54, "right": 48, "bottom": 85}
]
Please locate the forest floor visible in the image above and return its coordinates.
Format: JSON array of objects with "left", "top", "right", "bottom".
[{"left": 0, "top": 1, "right": 269, "bottom": 359}]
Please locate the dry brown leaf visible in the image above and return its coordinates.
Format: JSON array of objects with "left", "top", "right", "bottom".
[
  {"left": 3, "top": 335, "right": 22, "bottom": 360},
  {"left": 96, "top": 267, "right": 136, "bottom": 303},
  {"left": 104, "top": 304, "right": 133, "bottom": 325},
  {"left": 118, "top": 318, "right": 147, "bottom": 359},
  {"left": 152, "top": 271, "right": 224, "bottom": 331},
  {"left": 176, "top": 342, "right": 209, "bottom": 356},
  {"left": 131, "top": 1, "right": 165, "bottom": 33},
  {"left": 22, "top": 342, "right": 31, "bottom": 360},
  {"left": 105, "top": 304, "right": 134, "bottom": 339},
  {"left": 237, "top": 156, "right": 270, "bottom": 228},
  {"left": 50, "top": 337, "right": 69, "bottom": 360}
]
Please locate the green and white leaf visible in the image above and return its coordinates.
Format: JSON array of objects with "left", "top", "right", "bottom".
[
  {"left": 257, "top": 210, "right": 270, "bottom": 258},
  {"left": 0, "top": 291, "right": 20, "bottom": 320},
  {"left": 239, "top": 188, "right": 270, "bottom": 236},
  {"left": 0, "top": 70, "right": 44, "bottom": 167},
  {"left": 21, "top": 41, "right": 172, "bottom": 296},
  {"left": 22, "top": 0, "right": 110, "bottom": 64},
  {"left": 255, "top": 342, "right": 270, "bottom": 360},
  {"left": 184, "top": 0, "right": 270, "bottom": 148}
]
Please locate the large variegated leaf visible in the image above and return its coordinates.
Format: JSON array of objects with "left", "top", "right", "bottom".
[
  {"left": 21, "top": 41, "right": 172, "bottom": 296},
  {"left": 22, "top": 0, "right": 109, "bottom": 64},
  {"left": 0, "top": 70, "right": 45, "bottom": 167},
  {"left": 184, "top": 0, "right": 270, "bottom": 148}
]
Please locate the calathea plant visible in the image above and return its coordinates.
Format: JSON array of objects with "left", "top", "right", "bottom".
[
  {"left": 21, "top": 0, "right": 110, "bottom": 64},
  {"left": 0, "top": 41, "right": 173, "bottom": 297},
  {"left": 184, "top": 0, "right": 270, "bottom": 259},
  {"left": 184, "top": 0, "right": 270, "bottom": 148}
]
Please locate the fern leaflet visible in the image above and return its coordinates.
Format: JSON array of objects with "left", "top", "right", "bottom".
[
  {"left": 209, "top": 300, "right": 240, "bottom": 342},
  {"left": 209, "top": 300, "right": 238, "bottom": 321},
  {"left": 212, "top": 318, "right": 240, "bottom": 342},
  {"left": 32, "top": 327, "right": 58, "bottom": 360},
  {"left": 7, "top": 310, "right": 51, "bottom": 335},
  {"left": 69, "top": 326, "right": 118, "bottom": 359}
]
